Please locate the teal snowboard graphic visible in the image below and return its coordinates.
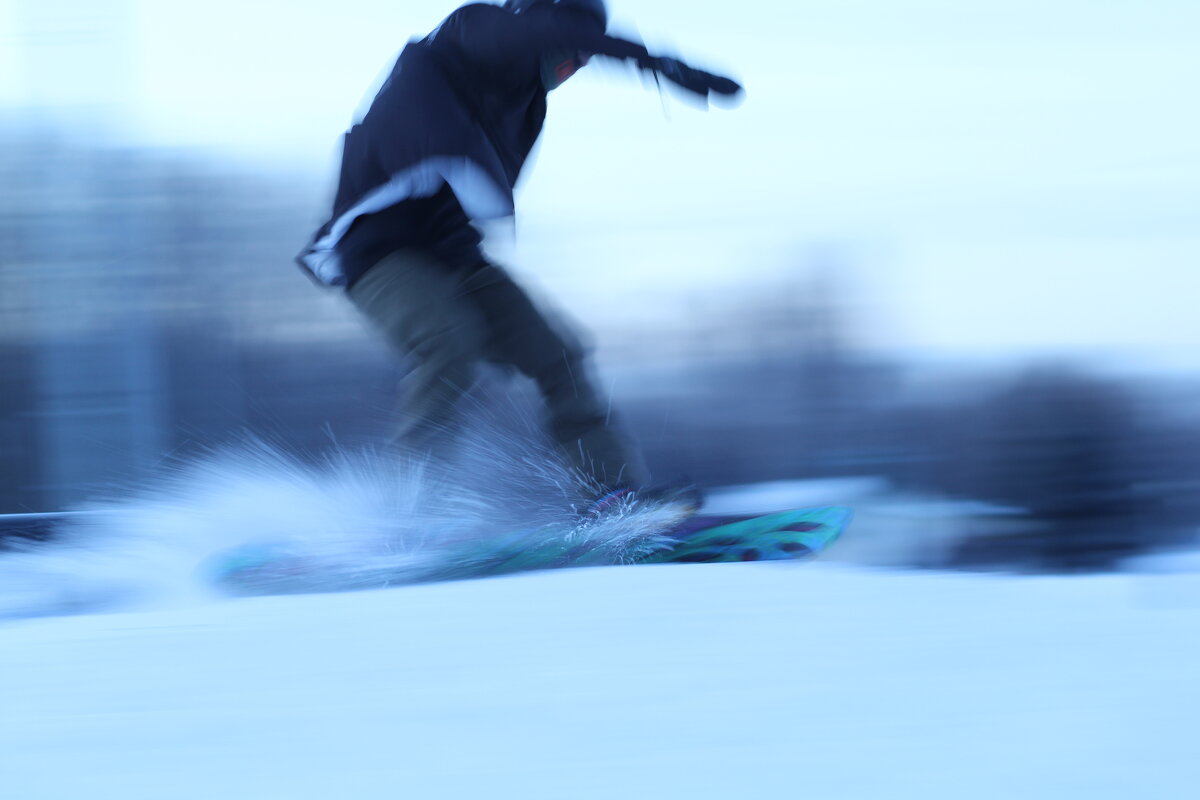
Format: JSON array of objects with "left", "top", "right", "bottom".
[
  {"left": 207, "top": 506, "right": 851, "bottom": 596},
  {"left": 642, "top": 506, "right": 850, "bottom": 564}
]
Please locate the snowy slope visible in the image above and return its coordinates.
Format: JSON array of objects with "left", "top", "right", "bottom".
[
  {"left": 2, "top": 557, "right": 1196, "bottom": 800},
  {"left": 1, "top": 438, "right": 1195, "bottom": 799}
]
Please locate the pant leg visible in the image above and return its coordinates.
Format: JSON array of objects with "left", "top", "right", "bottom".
[
  {"left": 347, "top": 249, "right": 487, "bottom": 451},
  {"left": 460, "top": 264, "right": 649, "bottom": 489}
]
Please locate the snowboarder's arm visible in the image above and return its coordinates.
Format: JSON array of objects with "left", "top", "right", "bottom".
[
  {"left": 511, "top": 6, "right": 743, "bottom": 99},
  {"left": 502, "top": 5, "right": 653, "bottom": 64}
]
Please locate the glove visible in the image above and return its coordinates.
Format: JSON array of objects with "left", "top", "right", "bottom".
[{"left": 650, "top": 57, "right": 742, "bottom": 99}]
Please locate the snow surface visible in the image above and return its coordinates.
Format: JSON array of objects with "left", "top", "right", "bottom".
[
  {"left": 1, "top": 440, "right": 1196, "bottom": 798},
  {"left": 3, "top": 560, "right": 1197, "bottom": 799}
]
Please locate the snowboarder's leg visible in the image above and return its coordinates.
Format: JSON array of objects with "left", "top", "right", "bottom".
[
  {"left": 461, "top": 263, "right": 648, "bottom": 490},
  {"left": 347, "top": 249, "right": 486, "bottom": 452}
]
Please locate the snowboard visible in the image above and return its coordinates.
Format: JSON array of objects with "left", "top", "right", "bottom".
[
  {"left": 642, "top": 506, "right": 850, "bottom": 564},
  {"left": 207, "top": 505, "right": 851, "bottom": 596}
]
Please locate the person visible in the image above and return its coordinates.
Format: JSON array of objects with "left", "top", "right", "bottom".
[{"left": 297, "top": 0, "right": 741, "bottom": 511}]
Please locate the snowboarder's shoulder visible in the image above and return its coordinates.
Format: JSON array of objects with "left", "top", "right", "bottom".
[
  {"left": 432, "top": 2, "right": 519, "bottom": 42},
  {"left": 444, "top": 1, "right": 593, "bottom": 32},
  {"left": 445, "top": 2, "right": 514, "bottom": 24}
]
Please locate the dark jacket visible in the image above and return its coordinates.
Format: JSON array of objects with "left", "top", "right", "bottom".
[{"left": 298, "top": 2, "right": 654, "bottom": 287}]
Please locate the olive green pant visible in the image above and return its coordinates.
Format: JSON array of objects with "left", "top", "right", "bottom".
[{"left": 347, "top": 248, "right": 646, "bottom": 490}]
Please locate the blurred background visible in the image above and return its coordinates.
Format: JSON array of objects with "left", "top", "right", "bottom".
[{"left": 3, "top": 0, "right": 1199, "bottom": 570}]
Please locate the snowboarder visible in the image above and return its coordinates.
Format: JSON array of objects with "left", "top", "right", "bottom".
[{"left": 297, "top": 0, "right": 741, "bottom": 508}]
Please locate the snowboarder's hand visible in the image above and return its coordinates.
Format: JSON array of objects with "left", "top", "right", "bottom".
[{"left": 651, "top": 57, "right": 742, "bottom": 100}]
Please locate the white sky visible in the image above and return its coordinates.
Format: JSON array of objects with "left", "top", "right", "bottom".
[{"left": 3, "top": 0, "right": 1200, "bottom": 368}]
